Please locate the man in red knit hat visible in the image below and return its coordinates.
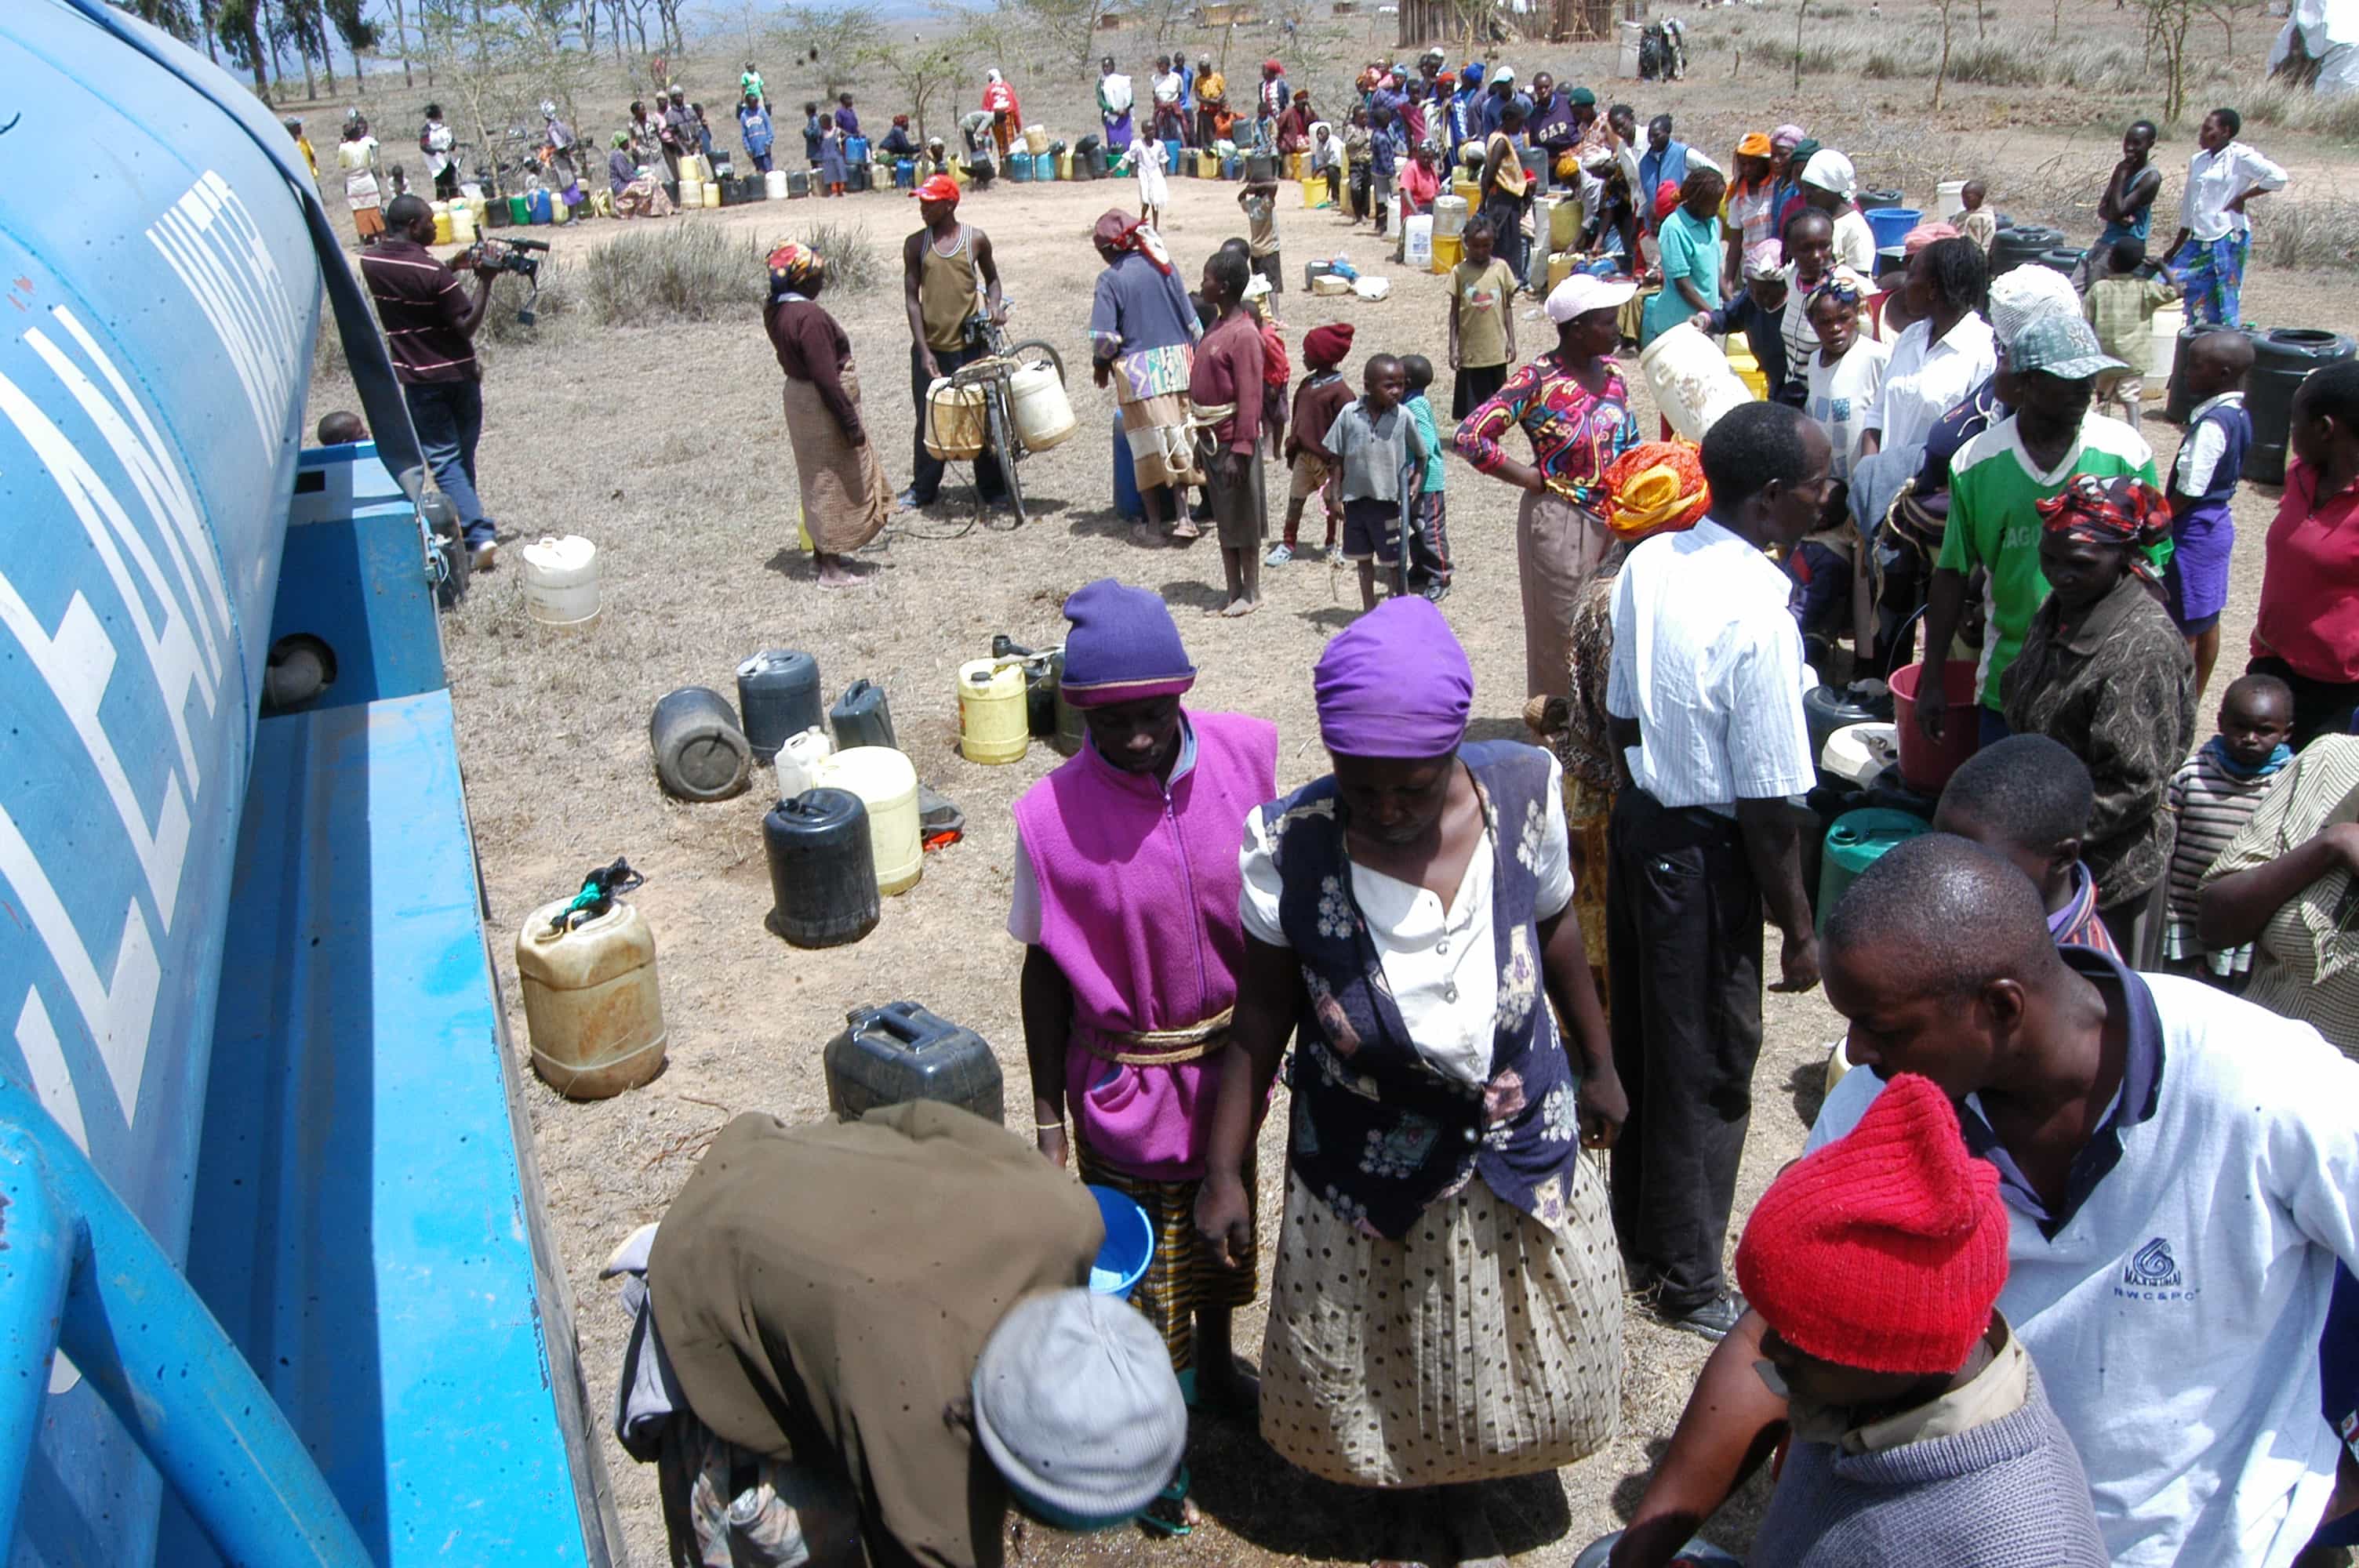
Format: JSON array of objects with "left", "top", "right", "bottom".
[{"left": 1733, "top": 1072, "right": 2108, "bottom": 1566}]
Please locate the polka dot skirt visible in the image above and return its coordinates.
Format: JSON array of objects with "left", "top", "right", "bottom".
[{"left": 1258, "top": 1163, "right": 1625, "bottom": 1489}]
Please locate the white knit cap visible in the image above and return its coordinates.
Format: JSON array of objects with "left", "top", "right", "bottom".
[
  {"left": 971, "top": 1288, "right": 1185, "bottom": 1525},
  {"left": 1988, "top": 264, "right": 2085, "bottom": 350},
  {"left": 1800, "top": 149, "right": 1856, "bottom": 201}
]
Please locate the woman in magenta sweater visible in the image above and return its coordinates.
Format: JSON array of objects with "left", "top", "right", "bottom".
[{"left": 1010, "top": 579, "right": 1278, "bottom": 1457}]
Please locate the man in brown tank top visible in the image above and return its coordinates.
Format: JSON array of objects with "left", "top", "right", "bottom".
[{"left": 901, "top": 175, "right": 1009, "bottom": 510}]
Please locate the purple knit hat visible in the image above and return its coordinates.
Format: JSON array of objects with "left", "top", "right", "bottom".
[
  {"left": 1314, "top": 597, "right": 1472, "bottom": 757},
  {"left": 1059, "top": 579, "right": 1197, "bottom": 708}
]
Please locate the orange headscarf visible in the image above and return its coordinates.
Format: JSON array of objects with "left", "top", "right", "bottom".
[{"left": 1600, "top": 440, "right": 1710, "bottom": 540}]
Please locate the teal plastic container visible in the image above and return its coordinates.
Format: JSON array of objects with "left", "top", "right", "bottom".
[{"left": 1816, "top": 808, "right": 1930, "bottom": 934}]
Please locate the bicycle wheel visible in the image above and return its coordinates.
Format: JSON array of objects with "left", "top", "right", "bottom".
[
  {"left": 1005, "top": 338, "right": 1066, "bottom": 384},
  {"left": 989, "top": 392, "right": 1027, "bottom": 527}
]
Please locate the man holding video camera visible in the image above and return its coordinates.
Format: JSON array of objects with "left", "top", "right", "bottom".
[{"left": 362, "top": 192, "right": 505, "bottom": 572}]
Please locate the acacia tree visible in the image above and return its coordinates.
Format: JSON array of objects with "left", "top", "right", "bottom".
[
  {"left": 874, "top": 34, "right": 971, "bottom": 143},
  {"left": 780, "top": 3, "right": 888, "bottom": 92},
  {"left": 2131, "top": 0, "right": 2199, "bottom": 121},
  {"left": 1931, "top": 0, "right": 1959, "bottom": 108}
]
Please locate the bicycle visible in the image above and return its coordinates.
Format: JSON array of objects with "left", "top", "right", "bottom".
[{"left": 920, "top": 300, "right": 1067, "bottom": 532}]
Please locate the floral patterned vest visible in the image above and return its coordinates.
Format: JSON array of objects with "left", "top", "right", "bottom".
[{"left": 1262, "top": 741, "right": 1584, "bottom": 1241}]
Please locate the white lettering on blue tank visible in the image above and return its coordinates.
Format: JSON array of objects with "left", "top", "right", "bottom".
[
  {"left": 147, "top": 171, "right": 302, "bottom": 454},
  {"left": 0, "top": 169, "right": 278, "bottom": 1168}
]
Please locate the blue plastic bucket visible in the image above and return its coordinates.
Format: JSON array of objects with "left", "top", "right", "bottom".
[
  {"left": 1113, "top": 413, "right": 1143, "bottom": 519},
  {"left": 1863, "top": 205, "right": 1921, "bottom": 250},
  {"left": 1086, "top": 1185, "right": 1154, "bottom": 1296},
  {"left": 1162, "top": 136, "right": 1183, "bottom": 171},
  {"left": 893, "top": 158, "right": 916, "bottom": 188},
  {"left": 1007, "top": 151, "right": 1033, "bottom": 181}
]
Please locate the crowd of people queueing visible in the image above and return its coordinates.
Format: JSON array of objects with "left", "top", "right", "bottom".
[
  {"left": 614, "top": 341, "right": 2359, "bottom": 1567},
  {"left": 326, "top": 45, "right": 2359, "bottom": 1566}
]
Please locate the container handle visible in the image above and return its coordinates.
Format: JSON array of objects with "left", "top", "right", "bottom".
[{"left": 848, "top": 1001, "right": 926, "bottom": 1046}]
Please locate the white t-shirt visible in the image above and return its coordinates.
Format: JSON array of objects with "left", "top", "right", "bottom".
[
  {"left": 1778, "top": 263, "right": 1869, "bottom": 381},
  {"left": 1806, "top": 336, "right": 1892, "bottom": 484},
  {"left": 1830, "top": 207, "right": 1877, "bottom": 274},
  {"left": 1238, "top": 752, "right": 1574, "bottom": 1088},
  {"left": 1866, "top": 310, "right": 1998, "bottom": 455},
  {"left": 1606, "top": 517, "right": 1817, "bottom": 815},
  {"left": 1810, "top": 967, "right": 2359, "bottom": 1568},
  {"left": 2174, "top": 391, "right": 2247, "bottom": 496}
]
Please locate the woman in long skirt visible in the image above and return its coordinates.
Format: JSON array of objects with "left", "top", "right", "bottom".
[
  {"left": 1453, "top": 274, "right": 1642, "bottom": 705},
  {"left": 764, "top": 242, "right": 889, "bottom": 587},
  {"left": 1198, "top": 597, "right": 1627, "bottom": 1568}
]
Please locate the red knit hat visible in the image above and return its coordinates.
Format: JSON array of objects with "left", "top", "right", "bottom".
[{"left": 1734, "top": 1073, "right": 2008, "bottom": 1376}]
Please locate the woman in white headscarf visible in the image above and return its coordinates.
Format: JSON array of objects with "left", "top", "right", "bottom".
[
  {"left": 1799, "top": 149, "right": 1878, "bottom": 274},
  {"left": 982, "top": 68, "right": 1022, "bottom": 160}
]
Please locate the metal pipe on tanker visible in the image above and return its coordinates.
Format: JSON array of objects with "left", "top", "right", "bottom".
[{"left": 0, "top": 1095, "right": 371, "bottom": 1568}]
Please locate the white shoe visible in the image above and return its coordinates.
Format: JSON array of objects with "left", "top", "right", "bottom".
[{"left": 1263, "top": 542, "right": 1293, "bottom": 565}]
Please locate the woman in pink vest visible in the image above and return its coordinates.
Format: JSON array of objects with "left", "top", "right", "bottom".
[{"left": 1010, "top": 579, "right": 1279, "bottom": 1455}]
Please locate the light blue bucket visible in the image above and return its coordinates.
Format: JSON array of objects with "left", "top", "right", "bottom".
[
  {"left": 1864, "top": 205, "right": 1922, "bottom": 250},
  {"left": 1086, "top": 1185, "right": 1154, "bottom": 1296}
]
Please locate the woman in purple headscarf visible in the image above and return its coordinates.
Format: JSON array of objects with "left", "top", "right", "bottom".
[{"left": 1196, "top": 597, "right": 1627, "bottom": 1566}]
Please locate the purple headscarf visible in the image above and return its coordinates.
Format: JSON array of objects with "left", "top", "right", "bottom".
[{"left": 1314, "top": 597, "right": 1472, "bottom": 757}]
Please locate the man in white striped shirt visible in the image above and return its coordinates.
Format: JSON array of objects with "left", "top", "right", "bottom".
[{"left": 1605, "top": 402, "right": 1829, "bottom": 1342}]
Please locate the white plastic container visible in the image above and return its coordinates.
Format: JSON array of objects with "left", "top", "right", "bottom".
[
  {"left": 811, "top": 745, "right": 923, "bottom": 896},
  {"left": 1431, "top": 194, "right": 1469, "bottom": 238},
  {"left": 1312, "top": 272, "right": 1352, "bottom": 296},
  {"left": 678, "top": 175, "right": 705, "bottom": 210},
  {"left": 1638, "top": 322, "right": 1753, "bottom": 441},
  {"left": 1402, "top": 215, "right": 1434, "bottom": 268},
  {"left": 1023, "top": 122, "right": 1049, "bottom": 155},
  {"left": 773, "top": 725, "right": 835, "bottom": 798},
  {"left": 1936, "top": 180, "right": 1968, "bottom": 220},
  {"left": 1010, "top": 361, "right": 1077, "bottom": 452},
  {"left": 449, "top": 201, "right": 478, "bottom": 244},
  {"left": 1618, "top": 19, "right": 1645, "bottom": 76},
  {"left": 522, "top": 534, "right": 600, "bottom": 627},
  {"left": 2148, "top": 301, "right": 2185, "bottom": 393},
  {"left": 765, "top": 168, "right": 790, "bottom": 201},
  {"left": 1821, "top": 722, "right": 1899, "bottom": 788}
]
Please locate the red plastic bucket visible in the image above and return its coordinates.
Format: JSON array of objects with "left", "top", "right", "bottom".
[{"left": 1888, "top": 660, "right": 1981, "bottom": 794}]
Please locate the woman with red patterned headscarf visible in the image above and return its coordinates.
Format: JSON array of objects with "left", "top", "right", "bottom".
[
  {"left": 2002, "top": 474, "right": 2194, "bottom": 953},
  {"left": 765, "top": 241, "right": 891, "bottom": 587}
]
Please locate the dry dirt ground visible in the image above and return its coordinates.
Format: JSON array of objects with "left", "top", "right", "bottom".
[{"left": 299, "top": 12, "right": 2350, "bottom": 1562}]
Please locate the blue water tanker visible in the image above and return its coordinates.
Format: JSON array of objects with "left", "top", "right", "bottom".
[{"left": 0, "top": 2, "right": 615, "bottom": 1563}]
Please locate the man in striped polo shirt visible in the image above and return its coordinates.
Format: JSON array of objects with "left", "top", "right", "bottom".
[{"left": 361, "top": 194, "right": 501, "bottom": 571}]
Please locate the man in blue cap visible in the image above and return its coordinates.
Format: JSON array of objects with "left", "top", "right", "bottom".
[{"left": 1009, "top": 579, "right": 1279, "bottom": 1434}]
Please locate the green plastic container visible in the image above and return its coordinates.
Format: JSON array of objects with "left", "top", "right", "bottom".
[
  {"left": 507, "top": 193, "right": 531, "bottom": 225},
  {"left": 1816, "top": 808, "right": 1930, "bottom": 935}
]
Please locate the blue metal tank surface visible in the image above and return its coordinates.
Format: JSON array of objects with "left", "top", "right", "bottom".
[
  {"left": 0, "top": 6, "right": 607, "bottom": 1566},
  {"left": 0, "top": 3, "right": 318, "bottom": 1557}
]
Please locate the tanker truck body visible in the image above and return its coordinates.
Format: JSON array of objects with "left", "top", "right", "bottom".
[{"left": 0, "top": 2, "right": 614, "bottom": 1563}]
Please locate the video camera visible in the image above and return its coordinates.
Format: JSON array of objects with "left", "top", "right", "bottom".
[{"left": 473, "top": 235, "right": 551, "bottom": 323}]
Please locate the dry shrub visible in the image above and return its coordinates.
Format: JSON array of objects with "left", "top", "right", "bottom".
[
  {"left": 2243, "top": 78, "right": 2359, "bottom": 141},
  {"left": 788, "top": 220, "right": 887, "bottom": 296},
  {"left": 2253, "top": 194, "right": 2359, "bottom": 271},
  {"left": 583, "top": 223, "right": 770, "bottom": 327}
]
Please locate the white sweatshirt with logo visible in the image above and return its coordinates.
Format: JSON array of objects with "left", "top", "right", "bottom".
[{"left": 1812, "top": 972, "right": 2359, "bottom": 1568}]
